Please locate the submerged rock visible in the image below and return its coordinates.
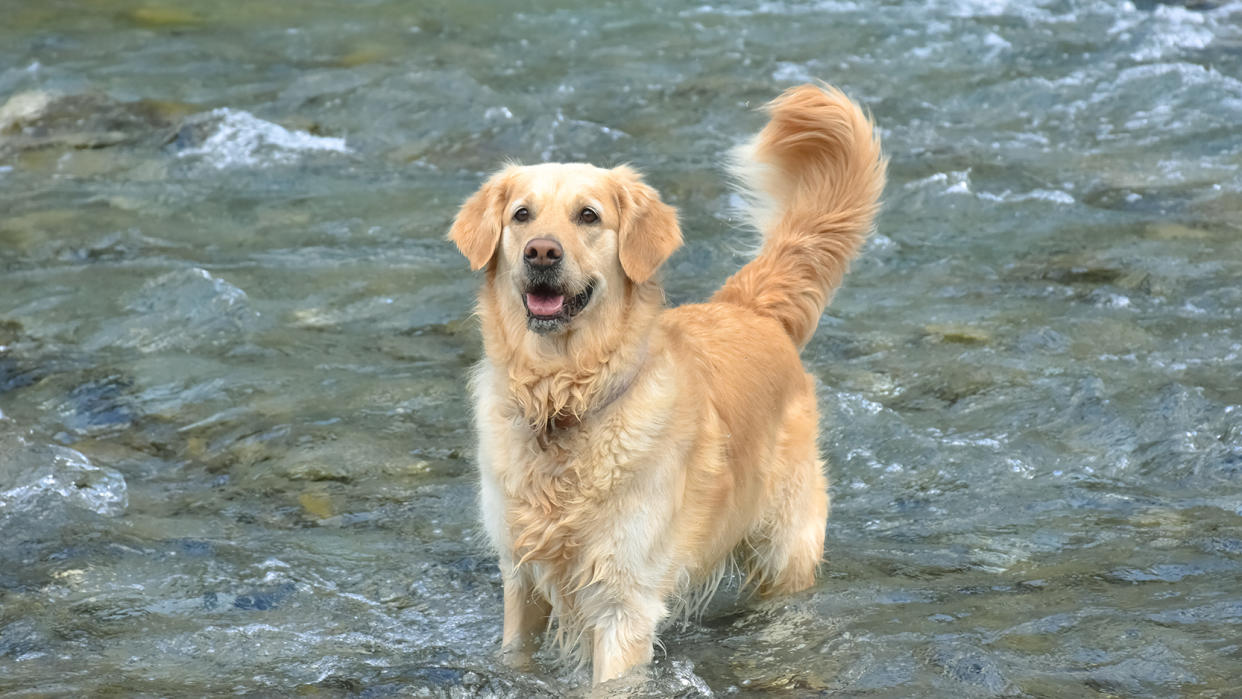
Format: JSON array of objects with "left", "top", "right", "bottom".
[
  {"left": 231, "top": 582, "right": 297, "bottom": 611},
  {"left": 925, "top": 641, "right": 1014, "bottom": 695},
  {"left": 198, "top": 582, "right": 298, "bottom": 612},
  {"left": 54, "top": 375, "right": 138, "bottom": 437},
  {"left": 923, "top": 323, "right": 992, "bottom": 345},
  {"left": 298, "top": 492, "right": 335, "bottom": 519},
  {"left": 0, "top": 92, "right": 344, "bottom": 173},
  {"left": 0, "top": 433, "right": 128, "bottom": 559},
  {"left": 0, "top": 91, "right": 190, "bottom": 157},
  {"left": 85, "top": 267, "right": 260, "bottom": 354},
  {"left": 0, "top": 320, "right": 44, "bottom": 395},
  {"left": 125, "top": 6, "right": 204, "bottom": 28},
  {"left": 0, "top": 434, "right": 128, "bottom": 518}
]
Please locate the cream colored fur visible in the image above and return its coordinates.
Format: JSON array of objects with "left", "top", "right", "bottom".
[{"left": 448, "top": 84, "right": 886, "bottom": 686}]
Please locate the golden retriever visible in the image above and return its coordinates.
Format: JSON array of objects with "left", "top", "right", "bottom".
[{"left": 449, "top": 83, "right": 885, "bottom": 685}]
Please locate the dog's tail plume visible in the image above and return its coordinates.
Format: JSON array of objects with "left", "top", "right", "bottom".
[{"left": 712, "top": 83, "right": 886, "bottom": 348}]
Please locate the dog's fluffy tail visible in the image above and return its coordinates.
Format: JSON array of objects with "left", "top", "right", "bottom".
[{"left": 712, "top": 83, "right": 886, "bottom": 348}]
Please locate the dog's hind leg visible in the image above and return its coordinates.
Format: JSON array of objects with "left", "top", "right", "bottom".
[{"left": 747, "top": 384, "right": 829, "bottom": 596}]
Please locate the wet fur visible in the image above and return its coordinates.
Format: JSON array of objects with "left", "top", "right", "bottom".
[{"left": 449, "top": 84, "right": 885, "bottom": 685}]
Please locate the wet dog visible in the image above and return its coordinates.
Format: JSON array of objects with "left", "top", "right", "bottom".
[{"left": 449, "top": 84, "right": 885, "bottom": 685}]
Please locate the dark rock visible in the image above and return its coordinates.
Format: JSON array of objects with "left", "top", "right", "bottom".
[
  {"left": 173, "top": 539, "right": 214, "bottom": 557},
  {"left": 0, "top": 91, "right": 191, "bottom": 157},
  {"left": 0, "top": 619, "right": 42, "bottom": 660},
  {"left": 925, "top": 641, "right": 1013, "bottom": 695},
  {"left": 232, "top": 582, "right": 297, "bottom": 611},
  {"left": 59, "top": 375, "right": 137, "bottom": 435}
]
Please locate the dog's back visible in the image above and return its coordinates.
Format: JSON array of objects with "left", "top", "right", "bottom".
[{"left": 657, "top": 80, "right": 886, "bottom": 635}]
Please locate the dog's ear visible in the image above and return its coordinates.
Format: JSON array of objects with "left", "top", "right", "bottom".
[
  {"left": 448, "top": 168, "right": 516, "bottom": 271},
  {"left": 613, "top": 167, "right": 682, "bottom": 284}
]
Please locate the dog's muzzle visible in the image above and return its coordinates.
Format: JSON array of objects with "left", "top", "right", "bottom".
[{"left": 522, "top": 251, "right": 595, "bottom": 334}]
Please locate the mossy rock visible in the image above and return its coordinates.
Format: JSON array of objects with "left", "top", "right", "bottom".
[{"left": 923, "top": 323, "right": 991, "bottom": 345}]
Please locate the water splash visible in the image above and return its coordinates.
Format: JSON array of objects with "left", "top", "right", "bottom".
[{"left": 174, "top": 108, "right": 349, "bottom": 169}]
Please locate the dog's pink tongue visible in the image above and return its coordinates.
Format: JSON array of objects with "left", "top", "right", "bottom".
[{"left": 526, "top": 292, "right": 565, "bottom": 316}]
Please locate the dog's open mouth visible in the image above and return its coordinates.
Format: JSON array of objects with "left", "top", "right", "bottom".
[{"left": 523, "top": 280, "right": 595, "bottom": 333}]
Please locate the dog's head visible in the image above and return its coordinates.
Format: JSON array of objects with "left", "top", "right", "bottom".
[{"left": 449, "top": 163, "right": 681, "bottom": 335}]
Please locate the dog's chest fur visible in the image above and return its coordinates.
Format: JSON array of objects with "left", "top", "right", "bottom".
[
  {"left": 475, "top": 358, "right": 681, "bottom": 588},
  {"left": 509, "top": 404, "right": 657, "bottom": 553}
]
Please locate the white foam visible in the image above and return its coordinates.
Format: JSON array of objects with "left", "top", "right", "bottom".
[
  {"left": 1108, "top": 2, "right": 1216, "bottom": 61},
  {"left": 1097, "top": 292, "right": 1132, "bottom": 309},
  {"left": 978, "top": 189, "right": 1075, "bottom": 205},
  {"left": 682, "top": 1, "right": 860, "bottom": 17},
  {"left": 907, "top": 170, "right": 973, "bottom": 196},
  {"left": 483, "top": 106, "right": 513, "bottom": 120},
  {"left": 772, "top": 61, "right": 816, "bottom": 83},
  {"left": 177, "top": 108, "right": 349, "bottom": 169}
]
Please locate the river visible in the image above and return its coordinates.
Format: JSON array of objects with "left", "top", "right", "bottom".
[{"left": 2, "top": 0, "right": 1241, "bottom": 695}]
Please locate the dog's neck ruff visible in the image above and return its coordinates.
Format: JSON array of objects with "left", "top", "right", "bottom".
[
  {"left": 544, "top": 338, "right": 649, "bottom": 433},
  {"left": 478, "top": 278, "right": 665, "bottom": 436}
]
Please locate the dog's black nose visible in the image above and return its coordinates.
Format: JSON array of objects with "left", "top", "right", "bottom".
[{"left": 524, "top": 238, "right": 563, "bottom": 267}]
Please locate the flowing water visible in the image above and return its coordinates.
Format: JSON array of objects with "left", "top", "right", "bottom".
[{"left": 2, "top": 0, "right": 1241, "bottom": 695}]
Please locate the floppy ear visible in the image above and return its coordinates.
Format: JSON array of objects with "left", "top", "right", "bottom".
[
  {"left": 613, "top": 167, "right": 683, "bottom": 284},
  {"left": 448, "top": 168, "right": 515, "bottom": 271}
]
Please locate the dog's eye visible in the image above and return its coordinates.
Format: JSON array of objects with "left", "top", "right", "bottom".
[
  {"left": 578, "top": 207, "right": 599, "bottom": 225},
  {"left": 513, "top": 207, "right": 530, "bottom": 223}
]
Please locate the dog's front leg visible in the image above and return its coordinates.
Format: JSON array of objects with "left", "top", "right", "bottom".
[
  {"left": 500, "top": 568, "right": 550, "bottom": 669},
  {"left": 590, "top": 595, "right": 666, "bottom": 685}
]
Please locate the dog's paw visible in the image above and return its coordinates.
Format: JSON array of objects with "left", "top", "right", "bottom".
[{"left": 499, "top": 645, "right": 535, "bottom": 671}]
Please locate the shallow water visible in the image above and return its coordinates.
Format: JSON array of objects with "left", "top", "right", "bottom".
[{"left": 2, "top": 0, "right": 1241, "bottom": 695}]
